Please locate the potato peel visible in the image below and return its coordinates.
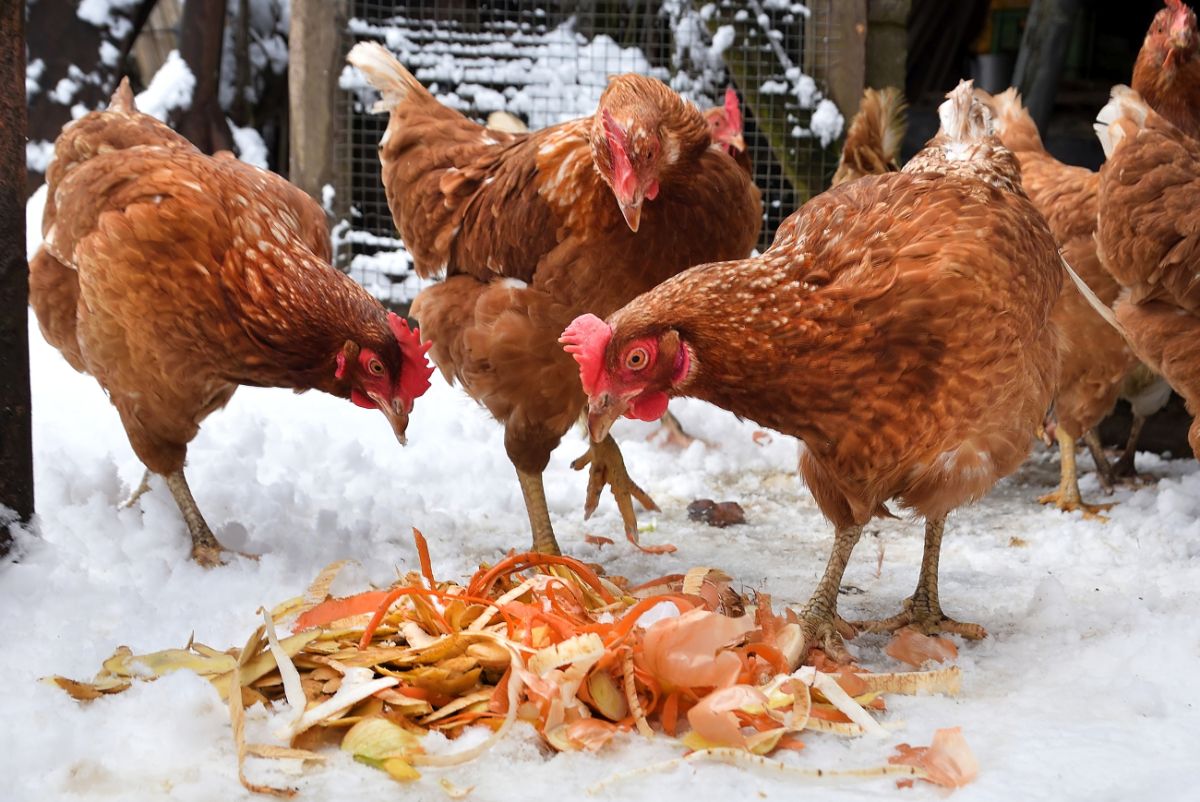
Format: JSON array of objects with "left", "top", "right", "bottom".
[{"left": 52, "top": 544, "right": 974, "bottom": 792}]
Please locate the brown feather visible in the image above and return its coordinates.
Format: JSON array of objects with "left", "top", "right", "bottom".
[
  {"left": 358, "top": 43, "right": 763, "bottom": 474},
  {"left": 984, "top": 88, "right": 1136, "bottom": 440},
  {"left": 600, "top": 84, "right": 1062, "bottom": 529}
]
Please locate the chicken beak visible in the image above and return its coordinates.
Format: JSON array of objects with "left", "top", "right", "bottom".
[
  {"left": 370, "top": 392, "right": 411, "bottom": 445},
  {"left": 729, "top": 133, "right": 746, "bottom": 153},
  {"left": 618, "top": 198, "right": 643, "bottom": 232},
  {"left": 586, "top": 393, "right": 628, "bottom": 443}
]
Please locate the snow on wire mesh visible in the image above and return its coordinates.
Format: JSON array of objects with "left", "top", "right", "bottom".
[{"left": 336, "top": 1, "right": 841, "bottom": 308}]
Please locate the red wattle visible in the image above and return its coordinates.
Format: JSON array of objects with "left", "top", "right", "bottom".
[
  {"left": 628, "top": 392, "right": 668, "bottom": 422},
  {"left": 350, "top": 389, "right": 376, "bottom": 410}
]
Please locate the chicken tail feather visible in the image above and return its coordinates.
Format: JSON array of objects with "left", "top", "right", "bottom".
[
  {"left": 347, "top": 41, "right": 423, "bottom": 113},
  {"left": 109, "top": 78, "right": 137, "bottom": 115},
  {"left": 1060, "top": 252, "right": 1131, "bottom": 342},
  {"left": 1094, "top": 85, "right": 1148, "bottom": 160},
  {"left": 937, "top": 80, "right": 991, "bottom": 144}
]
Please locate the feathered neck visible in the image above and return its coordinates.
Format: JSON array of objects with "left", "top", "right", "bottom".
[{"left": 221, "top": 246, "right": 395, "bottom": 398}]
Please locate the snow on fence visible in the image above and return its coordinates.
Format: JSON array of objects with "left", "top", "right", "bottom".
[{"left": 334, "top": 0, "right": 841, "bottom": 308}]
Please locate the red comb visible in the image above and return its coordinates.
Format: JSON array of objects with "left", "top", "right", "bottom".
[
  {"left": 724, "top": 87, "right": 742, "bottom": 134},
  {"left": 388, "top": 312, "right": 434, "bottom": 401},
  {"left": 559, "top": 314, "right": 612, "bottom": 396}
]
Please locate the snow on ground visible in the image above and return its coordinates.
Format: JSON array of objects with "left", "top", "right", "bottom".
[
  {"left": 8, "top": 210, "right": 1200, "bottom": 802},
  {"left": 7, "top": 308, "right": 1200, "bottom": 801}
]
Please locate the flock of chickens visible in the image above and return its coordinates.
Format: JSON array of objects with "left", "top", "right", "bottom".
[{"left": 26, "top": 0, "right": 1200, "bottom": 664}]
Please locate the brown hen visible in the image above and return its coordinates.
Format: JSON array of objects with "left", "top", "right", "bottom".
[
  {"left": 348, "top": 43, "right": 762, "bottom": 554},
  {"left": 1133, "top": 0, "right": 1200, "bottom": 142},
  {"left": 29, "top": 82, "right": 433, "bottom": 566},
  {"left": 564, "top": 82, "right": 1062, "bottom": 662},
  {"left": 984, "top": 88, "right": 1137, "bottom": 516},
  {"left": 1095, "top": 86, "right": 1200, "bottom": 461}
]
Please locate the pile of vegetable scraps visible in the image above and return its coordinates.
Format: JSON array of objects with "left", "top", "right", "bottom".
[{"left": 50, "top": 529, "right": 978, "bottom": 796}]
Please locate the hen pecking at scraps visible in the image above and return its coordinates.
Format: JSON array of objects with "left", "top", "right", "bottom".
[
  {"left": 831, "top": 87, "right": 908, "bottom": 188},
  {"left": 29, "top": 81, "right": 433, "bottom": 566},
  {"left": 563, "top": 81, "right": 1062, "bottom": 663},
  {"left": 983, "top": 88, "right": 1137, "bottom": 517},
  {"left": 1133, "top": 0, "right": 1200, "bottom": 142},
  {"left": 347, "top": 42, "right": 761, "bottom": 555},
  {"left": 1095, "top": 86, "right": 1200, "bottom": 462}
]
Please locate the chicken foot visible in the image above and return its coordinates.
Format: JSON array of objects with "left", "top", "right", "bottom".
[
  {"left": 516, "top": 469, "right": 562, "bottom": 556},
  {"left": 571, "top": 434, "right": 660, "bottom": 540},
  {"left": 119, "top": 468, "right": 153, "bottom": 510},
  {"left": 854, "top": 516, "right": 987, "bottom": 640},
  {"left": 647, "top": 409, "right": 702, "bottom": 449},
  {"left": 1037, "top": 427, "right": 1114, "bottom": 519},
  {"left": 164, "top": 469, "right": 225, "bottom": 567},
  {"left": 792, "top": 524, "right": 863, "bottom": 666}
]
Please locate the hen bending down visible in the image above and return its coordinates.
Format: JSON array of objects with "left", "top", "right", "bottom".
[
  {"left": 348, "top": 43, "right": 761, "bottom": 554},
  {"left": 564, "top": 82, "right": 1061, "bottom": 662},
  {"left": 1095, "top": 87, "right": 1200, "bottom": 462},
  {"left": 29, "top": 82, "right": 433, "bottom": 566},
  {"left": 983, "top": 88, "right": 1137, "bottom": 517}
]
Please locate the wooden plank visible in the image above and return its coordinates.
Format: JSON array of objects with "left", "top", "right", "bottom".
[
  {"left": 0, "top": 0, "right": 33, "bottom": 552},
  {"left": 289, "top": 0, "right": 342, "bottom": 203}
]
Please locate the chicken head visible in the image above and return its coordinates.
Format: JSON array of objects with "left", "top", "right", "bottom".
[{"left": 336, "top": 312, "right": 434, "bottom": 443}]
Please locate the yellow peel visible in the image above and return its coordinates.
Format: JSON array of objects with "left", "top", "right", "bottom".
[{"left": 262, "top": 608, "right": 307, "bottom": 738}]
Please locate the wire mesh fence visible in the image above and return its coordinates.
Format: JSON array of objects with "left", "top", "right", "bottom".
[{"left": 335, "top": 0, "right": 840, "bottom": 307}]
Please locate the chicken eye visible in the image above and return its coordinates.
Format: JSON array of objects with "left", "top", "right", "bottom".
[
  {"left": 368, "top": 359, "right": 384, "bottom": 375},
  {"left": 625, "top": 347, "right": 649, "bottom": 370}
]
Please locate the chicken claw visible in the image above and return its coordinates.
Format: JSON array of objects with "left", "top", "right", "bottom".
[
  {"left": 854, "top": 596, "right": 987, "bottom": 640},
  {"left": 571, "top": 434, "right": 660, "bottom": 539},
  {"left": 794, "top": 610, "right": 858, "bottom": 667},
  {"left": 854, "top": 516, "right": 987, "bottom": 640},
  {"left": 119, "top": 468, "right": 153, "bottom": 510},
  {"left": 1039, "top": 428, "right": 1114, "bottom": 520},
  {"left": 647, "top": 409, "right": 704, "bottom": 449}
]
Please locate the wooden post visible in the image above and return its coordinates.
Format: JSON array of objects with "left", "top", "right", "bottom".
[
  {"left": 289, "top": 0, "right": 342, "bottom": 202},
  {"left": 1013, "top": 0, "right": 1082, "bottom": 131},
  {"left": 825, "top": 0, "right": 868, "bottom": 125},
  {"left": 866, "top": 0, "right": 910, "bottom": 91},
  {"left": 0, "top": 0, "right": 33, "bottom": 552},
  {"left": 174, "top": 0, "right": 234, "bottom": 153}
]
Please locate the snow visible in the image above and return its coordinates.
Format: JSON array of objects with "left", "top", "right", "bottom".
[
  {"left": 8, "top": 191, "right": 1200, "bottom": 801},
  {"left": 229, "top": 120, "right": 269, "bottom": 169},
  {"left": 135, "top": 51, "right": 196, "bottom": 123},
  {"left": 25, "top": 141, "right": 55, "bottom": 173}
]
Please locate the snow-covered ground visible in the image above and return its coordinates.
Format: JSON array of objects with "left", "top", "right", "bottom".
[{"left": 6, "top": 205, "right": 1200, "bottom": 800}]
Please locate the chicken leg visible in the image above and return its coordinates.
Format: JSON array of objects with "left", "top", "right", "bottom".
[
  {"left": 792, "top": 524, "right": 863, "bottom": 665},
  {"left": 164, "top": 469, "right": 225, "bottom": 567},
  {"left": 1037, "top": 427, "right": 1114, "bottom": 519},
  {"left": 1112, "top": 412, "right": 1147, "bottom": 479},
  {"left": 1082, "top": 428, "right": 1115, "bottom": 495},
  {"left": 517, "top": 469, "right": 562, "bottom": 555},
  {"left": 571, "top": 434, "right": 660, "bottom": 540},
  {"left": 855, "top": 516, "right": 987, "bottom": 639}
]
